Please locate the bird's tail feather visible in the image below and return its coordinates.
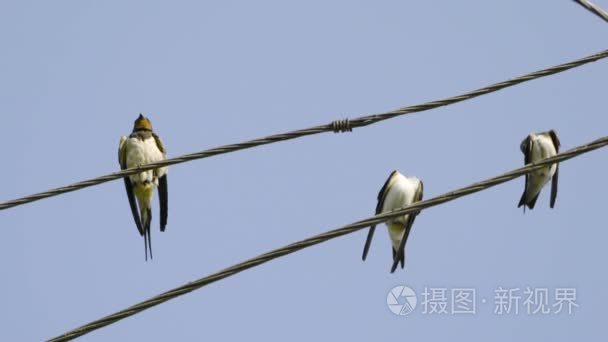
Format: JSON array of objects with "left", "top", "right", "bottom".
[
  {"left": 147, "top": 208, "right": 152, "bottom": 260},
  {"left": 391, "top": 249, "right": 405, "bottom": 273},
  {"left": 140, "top": 206, "right": 153, "bottom": 261},
  {"left": 519, "top": 189, "right": 540, "bottom": 212},
  {"left": 527, "top": 193, "right": 539, "bottom": 210},
  {"left": 362, "top": 225, "right": 376, "bottom": 261},
  {"left": 517, "top": 191, "right": 526, "bottom": 208}
]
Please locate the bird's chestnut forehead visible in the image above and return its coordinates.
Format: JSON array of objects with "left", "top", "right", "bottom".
[{"left": 133, "top": 114, "right": 153, "bottom": 131}]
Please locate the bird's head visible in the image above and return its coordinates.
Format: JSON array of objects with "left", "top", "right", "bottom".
[
  {"left": 133, "top": 113, "right": 153, "bottom": 132},
  {"left": 520, "top": 134, "right": 533, "bottom": 154}
]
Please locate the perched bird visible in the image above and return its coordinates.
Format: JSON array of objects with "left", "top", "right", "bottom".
[
  {"left": 362, "top": 170, "right": 423, "bottom": 273},
  {"left": 118, "top": 114, "right": 168, "bottom": 260},
  {"left": 518, "top": 130, "right": 560, "bottom": 211}
]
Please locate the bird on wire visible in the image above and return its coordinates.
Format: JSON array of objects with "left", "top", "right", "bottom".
[
  {"left": 362, "top": 170, "right": 423, "bottom": 273},
  {"left": 518, "top": 130, "right": 560, "bottom": 211},
  {"left": 118, "top": 114, "right": 169, "bottom": 260}
]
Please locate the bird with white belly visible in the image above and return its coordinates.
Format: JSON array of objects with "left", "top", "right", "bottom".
[
  {"left": 518, "top": 130, "right": 560, "bottom": 211},
  {"left": 362, "top": 170, "right": 423, "bottom": 273},
  {"left": 118, "top": 114, "right": 169, "bottom": 260}
]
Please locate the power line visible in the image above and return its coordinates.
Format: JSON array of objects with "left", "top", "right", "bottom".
[
  {"left": 574, "top": 0, "right": 608, "bottom": 23},
  {"left": 2, "top": 48, "right": 608, "bottom": 211},
  {"left": 48, "top": 134, "right": 608, "bottom": 342}
]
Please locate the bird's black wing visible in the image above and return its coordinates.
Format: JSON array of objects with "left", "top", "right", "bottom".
[
  {"left": 158, "top": 174, "right": 168, "bottom": 231},
  {"left": 391, "top": 180, "right": 423, "bottom": 273},
  {"left": 549, "top": 130, "right": 560, "bottom": 208},
  {"left": 362, "top": 170, "right": 398, "bottom": 261},
  {"left": 153, "top": 133, "right": 169, "bottom": 231},
  {"left": 518, "top": 136, "right": 532, "bottom": 209},
  {"left": 119, "top": 137, "right": 144, "bottom": 236}
]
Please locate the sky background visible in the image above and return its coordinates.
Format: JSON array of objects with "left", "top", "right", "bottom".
[{"left": 1, "top": 1, "right": 607, "bottom": 341}]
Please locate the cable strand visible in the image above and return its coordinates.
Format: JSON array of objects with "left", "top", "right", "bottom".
[
  {"left": 3, "top": 48, "right": 608, "bottom": 211},
  {"left": 47, "top": 134, "right": 608, "bottom": 342},
  {"left": 573, "top": 0, "right": 608, "bottom": 23}
]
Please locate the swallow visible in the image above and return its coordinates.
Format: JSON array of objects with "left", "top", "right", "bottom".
[
  {"left": 118, "top": 114, "right": 168, "bottom": 260},
  {"left": 518, "top": 130, "right": 560, "bottom": 211},
  {"left": 362, "top": 170, "right": 423, "bottom": 273}
]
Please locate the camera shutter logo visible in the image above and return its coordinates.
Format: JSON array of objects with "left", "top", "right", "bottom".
[{"left": 387, "top": 286, "right": 417, "bottom": 315}]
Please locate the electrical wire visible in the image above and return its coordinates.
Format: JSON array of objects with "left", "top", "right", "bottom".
[
  {"left": 2, "top": 48, "right": 608, "bottom": 211},
  {"left": 48, "top": 134, "right": 608, "bottom": 342},
  {"left": 574, "top": 0, "right": 608, "bottom": 23}
]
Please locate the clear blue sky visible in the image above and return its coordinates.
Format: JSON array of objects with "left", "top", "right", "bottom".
[{"left": 1, "top": 1, "right": 607, "bottom": 341}]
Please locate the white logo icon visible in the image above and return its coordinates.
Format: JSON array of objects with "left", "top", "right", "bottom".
[{"left": 387, "top": 286, "right": 417, "bottom": 315}]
